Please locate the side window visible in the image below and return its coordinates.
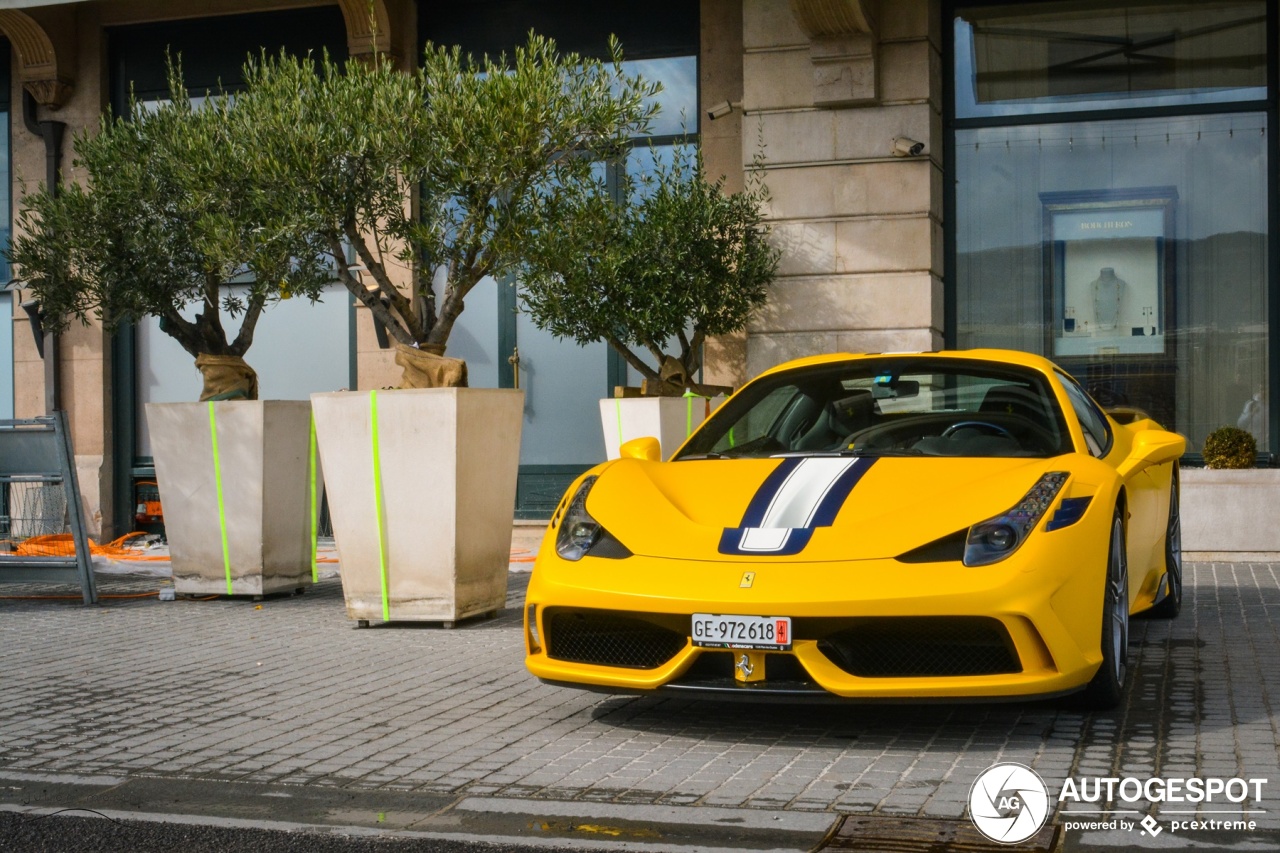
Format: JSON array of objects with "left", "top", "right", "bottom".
[{"left": 1059, "top": 374, "right": 1112, "bottom": 457}]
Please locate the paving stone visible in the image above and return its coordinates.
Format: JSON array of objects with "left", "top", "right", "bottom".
[{"left": 2, "top": 563, "right": 1278, "bottom": 819}]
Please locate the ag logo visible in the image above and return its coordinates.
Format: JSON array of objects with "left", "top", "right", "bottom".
[{"left": 968, "top": 763, "right": 1049, "bottom": 844}]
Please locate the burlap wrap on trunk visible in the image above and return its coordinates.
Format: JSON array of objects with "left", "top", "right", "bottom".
[
  {"left": 639, "top": 356, "right": 692, "bottom": 397},
  {"left": 195, "top": 354, "right": 259, "bottom": 401},
  {"left": 394, "top": 342, "right": 468, "bottom": 389}
]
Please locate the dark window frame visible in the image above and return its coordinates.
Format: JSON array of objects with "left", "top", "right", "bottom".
[{"left": 943, "top": 0, "right": 1280, "bottom": 465}]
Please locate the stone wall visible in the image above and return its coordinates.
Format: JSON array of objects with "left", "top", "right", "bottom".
[{"left": 732, "top": 0, "right": 944, "bottom": 380}]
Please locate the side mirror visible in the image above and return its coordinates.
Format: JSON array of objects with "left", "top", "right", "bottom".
[
  {"left": 1117, "top": 429, "right": 1186, "bottom": 479},
  {"left": 619, "top": 436, "right": 662, "bottom": 462}
]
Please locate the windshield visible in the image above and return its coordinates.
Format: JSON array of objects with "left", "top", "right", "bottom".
[{"left": 676, "top": 358, "right": 1073, "bottom": 460}]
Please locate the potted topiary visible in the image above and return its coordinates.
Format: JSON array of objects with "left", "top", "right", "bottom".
[
  {"left": 1180, "top": 424, "right": 1280, "bottom": 558},
  {"left": 9, "top": 71, "right": 332, "bottom": 598},
  {"left": 1201, "top": 426, "right": 1257, "bottom": 469},
  {"left": 520, "top": 149, "right": 779, "bottom": 459},
  {"left": 235, "top": 38, "right": 656, "bottom": 624}
]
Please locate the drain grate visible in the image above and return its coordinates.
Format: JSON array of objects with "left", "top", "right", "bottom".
[{"left": 818, "top": 815, "right": 1059, "bottom": 852}]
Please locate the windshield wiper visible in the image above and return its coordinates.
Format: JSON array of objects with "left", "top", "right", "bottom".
[
  {"left": 677, "top": 451, "right": 729, "bottom": 460},
  {"left": 767, "top": 448, "right": 925, "bottom": 459},
  {"left": 839, "top": 448, "right": 924, "bottom": 457}
]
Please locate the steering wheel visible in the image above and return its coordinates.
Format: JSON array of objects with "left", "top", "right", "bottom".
[{"left": 941, "top": 420, "right": 1015, "bottom": 440}]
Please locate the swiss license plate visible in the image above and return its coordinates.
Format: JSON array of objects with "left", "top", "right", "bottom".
[{"left": 692, "top": 613, "right": 792, "bottom": 650}]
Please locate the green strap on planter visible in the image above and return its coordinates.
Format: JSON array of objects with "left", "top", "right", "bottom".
[
  {"left": 683, "top": 388, "right": 709, "bottom": 437},
  {"left": 308, "top": 413, "right": 319, "bottom": 584},
  {"left": 615, "top": 398, "right": 624, "bottom": 452},
  {"left": 370, "top": 390, "right": 391, "bottom": 622},
  {"left": 207, "top": 401, "right": 233, "bottom": 596}
]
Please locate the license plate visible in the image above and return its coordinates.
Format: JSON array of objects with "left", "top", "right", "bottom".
[{"left": 692, "top": 614, "right": 792, "bottom": 650}]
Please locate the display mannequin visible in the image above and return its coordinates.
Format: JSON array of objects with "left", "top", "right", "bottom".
[{"left": 1091, "top": 267, "right": 1125, "bottom": 332}]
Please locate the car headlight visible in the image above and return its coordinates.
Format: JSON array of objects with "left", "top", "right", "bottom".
[
  {"left": 555, "top": 476, "right": 631, "bottom": 561},
  {"left": 963, "top": 472, "right": 1068, "bottom": 567}
]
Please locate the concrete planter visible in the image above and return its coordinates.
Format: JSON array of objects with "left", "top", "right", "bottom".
[
  {"left": 311, "top": 388, "right": 523, "bottom": 625},
  {"left": 146, "top": 401, "right": 314, "bottom": 597},
  {"left": 599, "top": 396, "right": 724, "bottom": 460},
  {"left": 1181, "top": 467, "right": 1280, "bottom": 559}
]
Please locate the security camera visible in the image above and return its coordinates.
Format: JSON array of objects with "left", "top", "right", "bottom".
[
  {"left": 706, "top": 100, "right": 735, "bottom": 121},
  {"left": 892, "top": 137, "right": 925, "bottom": 157}
]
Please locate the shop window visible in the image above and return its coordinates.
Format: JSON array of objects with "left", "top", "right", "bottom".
[
  {"left": 951, "top": 1, "right": 1272, "bottom": 457},
  {"left": 955, "top": 113, "right": 1268, "bottom": 452},
  {"left": 955, "top": 1, "right": 1267, "bottom": 118}
]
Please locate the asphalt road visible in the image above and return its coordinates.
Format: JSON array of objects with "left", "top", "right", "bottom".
[{"left": 0, "top": 811, "right": 564, "bottom": 853}]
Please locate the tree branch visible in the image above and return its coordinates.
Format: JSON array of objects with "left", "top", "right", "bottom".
[
  {"left": 159, "top": 305, "right": 204, "bottom": 359},
  {"left": 345, "top": 221, "right": 417, "bottom": 342},
  {"left": 195, "top": 272, "right": 229, "bottom": 354},
  {"left": 608, "top": 336, "right": 659, "bottom": 382},
  {"left": 684, "top": 329, "right": 705, "bottom": 376},
  {"left": 229, "top": 288, "right": 268, "bottom": 356},
  {"left": 328, "top": 233, "right": 416, "bottom": 347},
  {"left": 426, "top": 240, "right": 489, "bottom": 350}
]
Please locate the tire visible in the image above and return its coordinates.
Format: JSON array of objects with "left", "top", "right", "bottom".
[
  {"left": 1149, "top": 478, "right": 1182, "bottom": 619},
  {"left": 1080, "top": 507, "right": 1129, "bottom": 709}
]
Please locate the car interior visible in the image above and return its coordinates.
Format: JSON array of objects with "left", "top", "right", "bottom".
[{"left": 682, "top": 364, "right": 1072, "bottom": 459}]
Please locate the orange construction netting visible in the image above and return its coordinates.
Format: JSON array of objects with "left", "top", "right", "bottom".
[{"left": 0, "top": 532, "right": 164, "bottom": 560}]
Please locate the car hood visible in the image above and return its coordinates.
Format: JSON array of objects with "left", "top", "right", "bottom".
[{"left": 586, "top": 455, "right": 1074, "bottom": 562}]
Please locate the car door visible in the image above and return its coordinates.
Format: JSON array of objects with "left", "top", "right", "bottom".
[{"left": 1059, "top": 373, "right": 1161, "bottom": 607}]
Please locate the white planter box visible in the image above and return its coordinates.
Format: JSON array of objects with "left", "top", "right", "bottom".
[
  {"left": 1181, "top": 467, "right": 1280, "bottom": 559},
  {"left": 599, "top": 396, "right": 724, "bottom": 460},
  {"left": 147, "top": 401, "right": 314, "bottom": 596},
  {"left": 311, "top": 388, "right": 523, "bottom": 624}
]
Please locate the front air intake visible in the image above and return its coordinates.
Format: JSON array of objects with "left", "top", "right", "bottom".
[
  {"left": 818, "top": 617, "right": 1020, "bottom": 678},
  {"left": 544, "top": 609, "right": 687, "bottom": 670}
]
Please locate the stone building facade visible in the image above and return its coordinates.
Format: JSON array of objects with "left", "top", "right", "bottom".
[{"left": 0, "top": 0, "right": 1273, "bottom": 534}]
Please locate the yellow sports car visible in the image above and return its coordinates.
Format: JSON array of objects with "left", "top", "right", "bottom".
[{"left": 524, "top": 350, "right": 1185, "bottom": 708}]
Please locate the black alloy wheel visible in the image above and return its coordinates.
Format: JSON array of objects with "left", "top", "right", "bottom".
[{"left": 1080, "top": 506, "right": 1129, "bottom": 709}]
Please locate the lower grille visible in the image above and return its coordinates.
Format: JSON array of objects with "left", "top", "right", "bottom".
[
  {"left": 545, "top": 609, "right": 687, "bottom": 669},
  {"left": 818, "top": 617, "right": 1020, "bottom": 678}
]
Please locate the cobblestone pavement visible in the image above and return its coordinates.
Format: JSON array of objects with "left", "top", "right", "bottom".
[{"left": 1, "top": 562, "right": 1277, "bottom": 829}]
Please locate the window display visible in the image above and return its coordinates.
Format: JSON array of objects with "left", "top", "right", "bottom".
[{"left": 1041, "top": 190, "right": 1176, "bottom": 358}]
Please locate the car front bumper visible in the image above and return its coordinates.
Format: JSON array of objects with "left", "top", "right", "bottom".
[{"left": 524, "top": 533, "right": 1110, "bottom": 701}]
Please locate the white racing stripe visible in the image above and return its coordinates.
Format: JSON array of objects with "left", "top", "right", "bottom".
[{"left": 756, "top": 458, "right": 858, "bottom": 529}]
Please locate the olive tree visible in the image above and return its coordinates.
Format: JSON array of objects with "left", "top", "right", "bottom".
[
  {"left": 237, "top": 35, "right": 658, "bottom": 387},
  {"left": 518, "top": 149, "right": 779, "bottom": 393},
  {"left": 8, "top": 74, "right": 333, "bottom": 400}
]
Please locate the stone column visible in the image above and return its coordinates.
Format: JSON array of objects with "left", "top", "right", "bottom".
[
  {"left": 700, "top": 0, "right": 748, "bottom": 390},
  {"left": 738, "top": 0, "right": 944, "bottom": 378},
  {"left": 9, "top": 3, "right": 115, "bottom": 538}
]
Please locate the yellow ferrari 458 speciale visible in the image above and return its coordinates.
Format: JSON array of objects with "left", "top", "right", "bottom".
[{"left": 524, "top": 350, "right": 1185, "bottom": 708}]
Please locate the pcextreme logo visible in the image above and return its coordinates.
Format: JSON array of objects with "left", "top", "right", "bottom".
[
  {"left": 969, "top": 766, "right": 1270, "bottom": 842},
  {"left": 968, "top": 763, "right": 1050, "bottom": 844}
]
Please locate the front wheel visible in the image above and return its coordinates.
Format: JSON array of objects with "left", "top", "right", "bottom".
[
  {"left": 1149, "top": 480, "right": 1182, "bottom": 619},
  {"left": 1080, "top": 507, "right": 1129, "bottom": 709}
]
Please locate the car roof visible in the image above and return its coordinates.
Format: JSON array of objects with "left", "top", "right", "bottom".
[{"left": 757, "top": 349, "right": 1060, "bottom": 380}]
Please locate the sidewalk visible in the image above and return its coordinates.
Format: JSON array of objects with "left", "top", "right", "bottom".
[{"left": 3, "top": 554, "right": 1280, "bottom": 850}]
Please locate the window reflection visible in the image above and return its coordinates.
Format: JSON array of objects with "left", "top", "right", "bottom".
[
  {"left": 622, "top": 56, "right": 697, "bottom": 137},
  {"left": 955, "top": 1, "right": 1268, "bottom": 118},
  {"left": 625, "top": 142, "right": 695, "bottom": 200},
  {"left": 955, "top": 113, "right": 1268, "bottom": 451}
]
